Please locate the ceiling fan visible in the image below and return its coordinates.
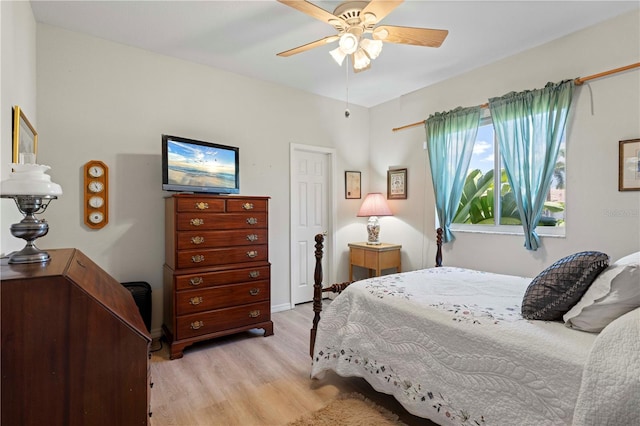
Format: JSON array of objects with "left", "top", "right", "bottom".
[{"left": 276, "top": 0, "right": 448, "bottom": 72}]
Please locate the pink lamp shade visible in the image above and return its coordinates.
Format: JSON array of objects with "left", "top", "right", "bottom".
[
  {"left": 357, "top": 193, "right": 392, "bottom": 217},
  {"left": 357, "top": 193, "right": 392, "bottom": 244}
]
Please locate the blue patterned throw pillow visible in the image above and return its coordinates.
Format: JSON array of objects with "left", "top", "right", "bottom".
[{"left": 522, "top": 251, "right": 609, "bottom": 321}]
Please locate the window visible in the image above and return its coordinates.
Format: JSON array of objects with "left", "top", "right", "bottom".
[{"left": 450, "top": 112, "right": 566, "bottom": 236}]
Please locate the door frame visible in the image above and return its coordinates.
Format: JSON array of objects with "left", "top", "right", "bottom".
[{"left": 289, "top": 143, "right": 337, "bottom": 308}]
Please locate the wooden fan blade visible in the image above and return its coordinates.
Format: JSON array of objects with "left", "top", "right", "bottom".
[
  {"left": 278, "top": 0, "right": 346, "bottom": 30},
  {"left": 373, "top": 25, "right": 448, "bottom": 47},
  {"left": 360, "top": 0, "right": 403, "bottom": 24},
  {"left": 277, "top": 35, "right": 339, "bottom": 57}
]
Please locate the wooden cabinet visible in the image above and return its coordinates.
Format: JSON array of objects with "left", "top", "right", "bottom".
[
  {"left": 348, "top": 242, "right": 402, "bottom": 280},
  {"left": 1, "top": 249, "right": 151, "bottom": 426},
  {"left": 163, "top": 194, "right": 273, "bottom": 359}
]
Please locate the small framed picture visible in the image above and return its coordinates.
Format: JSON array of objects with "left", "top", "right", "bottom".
[
  {"left": 12, "top": 106, "right": 38, "bottom": 164},
  {"left": 345, "top": 171, "right": 361, "bottom": 199},
  {"left": 387, "top": 168, "right": 407, "bottom": 199},
  {"left": 619, "top": 139, "right": 640, "bottom": 191}
]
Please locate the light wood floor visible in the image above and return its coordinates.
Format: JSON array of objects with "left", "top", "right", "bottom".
[{"left": 149, "top": 302, "right": 433, "bottom": 426}]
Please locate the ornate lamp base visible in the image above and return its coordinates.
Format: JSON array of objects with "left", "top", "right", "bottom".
[
  {"left": 3, "top": 195, "right": 55, "bottom": 264},
  {"left": 366, "top": 216, "right": 381, "bottom": 245},
  {"left": 8, "top": 219, "right": 50, "bottom": 263},
  {"left": 8, "top": 244, "right": 51, "bottom": 264}
]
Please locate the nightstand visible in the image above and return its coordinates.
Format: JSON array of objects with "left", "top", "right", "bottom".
[{"left": 348, "top": 242, "right": 402, "bottom": 281}]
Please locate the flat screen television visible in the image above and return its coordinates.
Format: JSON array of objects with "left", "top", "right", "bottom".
[{"left": 162, "top": 134, "right": 239, "bottom": 194}]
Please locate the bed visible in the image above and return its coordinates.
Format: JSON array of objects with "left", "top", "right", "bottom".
[{"left": 309, "top": 233, "right": 640, "bottom": 425}]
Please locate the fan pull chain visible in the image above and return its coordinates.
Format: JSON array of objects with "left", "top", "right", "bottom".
[{"left": 345, "top": 55, "right": 350, "bottom": 118}]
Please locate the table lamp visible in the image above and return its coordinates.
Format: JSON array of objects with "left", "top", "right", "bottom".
[
  {"left": 357, "top": 192, "right": 392, "bottom": 245},
  {"left": 1, "top": 163, "right": 63, "bottom": 264}
]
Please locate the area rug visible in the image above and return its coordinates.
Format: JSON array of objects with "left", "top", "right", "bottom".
[{"left": 288, "top": 392, "right": 407, "bottom": 426}]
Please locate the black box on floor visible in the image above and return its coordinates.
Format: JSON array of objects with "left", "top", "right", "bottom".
[{"left": 121, "top": 281, "right": 152, "bottom": 332}]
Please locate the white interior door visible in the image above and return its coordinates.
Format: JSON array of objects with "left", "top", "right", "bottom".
[{"left": 290, "top": 145, "right": 334, "bottom": 305}]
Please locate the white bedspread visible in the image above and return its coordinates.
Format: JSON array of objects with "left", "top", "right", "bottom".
[
  {"left": 573, "top": 307, "right": 640, "bottom": 425},
  {"left": 311, "top": 267, "right": 599, "bottom": 425}
]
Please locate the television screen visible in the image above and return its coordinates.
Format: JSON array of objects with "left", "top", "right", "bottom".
[{"left": 162, "top": 134, "right": 239, "bottom": 194}]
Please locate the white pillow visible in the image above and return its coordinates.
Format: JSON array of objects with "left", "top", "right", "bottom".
[
  {"left": 563, "top": 252, "right": 640, "bottom": 332},
  {"left": 615, "top": 251, "right": 640, "bottom": 266}
]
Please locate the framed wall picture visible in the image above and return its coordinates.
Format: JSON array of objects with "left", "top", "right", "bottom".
[
  {"left": 387, "top": 168, "right": 407, "bottom": 199},
  {"left": 345, "top": 171, "right": 361, "bottom": 199},
  {"left": 12, "top": 106, "right": 38, "bottom": 164},
  {"left": 619, "top": 138, "right": 640, "bottom": 191}
]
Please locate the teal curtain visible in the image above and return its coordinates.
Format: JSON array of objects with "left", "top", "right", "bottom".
[
  {"left": 426, "top": 106, "right": 482, "bottom": 243},
  {"left": 489, "top": 80, "right": 574, "bottom": 250}
]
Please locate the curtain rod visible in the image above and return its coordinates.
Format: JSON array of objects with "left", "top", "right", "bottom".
[{"left": 391, "top": 62, "right": 640, "bottom": 133}]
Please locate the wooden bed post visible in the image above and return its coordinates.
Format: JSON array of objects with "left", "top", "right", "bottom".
[
  {"left": 309, "top": 230, "right": 444, "bottom": 358},
  {"left": 436, "top": 227, "right": 443, "bottom": 267},
  {"left": 310, "top": 233, "right": 324, "bottom": 358}
]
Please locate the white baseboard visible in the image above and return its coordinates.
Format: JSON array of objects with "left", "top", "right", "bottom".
[{"left": 271, "top": 302, "right": 293, "bottom": 313}]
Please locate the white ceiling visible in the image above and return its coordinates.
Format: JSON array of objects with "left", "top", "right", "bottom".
[{"left": 30, "top": 0, "right": 639, "bottom": 108}]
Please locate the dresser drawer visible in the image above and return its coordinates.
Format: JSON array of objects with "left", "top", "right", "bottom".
[
  {"left": 175, "top": 266, "right": 270, "bottom": 291},
  {"left": 176, "top": 301, "right": 270, "bottom": 340},
  {"left": 176, "top": 213, "right": 267, "bottom": 231},
  {"left": 176, "top": 246, "right": 268, "bottom": 269},
  {"left": 176, "top": 198, "right": 225, "bottom": 213},
  {"left": 226, "top": 199, "right": 268, "bottom": 213},
  {"left": 176, "top": 280, "right": 270, "bottom": 315},
  {"left": 177, "top": 229, "right": 268, "bottom": 250}
]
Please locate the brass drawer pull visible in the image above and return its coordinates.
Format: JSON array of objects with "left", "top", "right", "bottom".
[
  {"left": 189, "top": 276, "right": 203, "bottom": 286},
  {"left": 246, "top": 250, "right": 258, "bottom": 258},
  {"left": 249, "top": 310, "right": 260, "bottom": 318},
  {"left": 195, "top": 202, "right": 209, "bottom": 210},
  {"left": 191, "top": 255, "right": 205, "bottom": 263},
  {"left": 249, "top": 270, "right": 260, "bottom": 278},
  {"left": 189, "top": 296, "right": 203, "bottom": 305},
  {"left": 242, "top": 202, "right": 254, "bottom": 210},
  {"left": 246, "top": 217, "right": 258, "bottom": 225},
  {"left": 246, "top": 234, "right": 258, "bottom": 242},
  {"left": 190, "top": 320, "right": 204, "bottom": 330},
  {"left": 249, "top": 288, "right": 260, "bottom": 296},
  {"left": 191, "top": 236, "right": 205, "bottom": 245},
  {"left": 190, "top": 218, "right": 204, "bottom": 226}
]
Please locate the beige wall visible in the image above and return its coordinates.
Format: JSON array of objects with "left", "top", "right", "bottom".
[
  {"left": 33, "top": 24, "right": 370, "bottom": 336},
  {"left": 1, "top": 0, "right": 38, "bottom": 253},
  {"left": 2, "top": 5, "right": 639, "bottom": 337},
  {"left": 369, "top": 10, "right": 640, "bottom": 277}
]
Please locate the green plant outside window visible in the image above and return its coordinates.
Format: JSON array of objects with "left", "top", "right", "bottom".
[{"left": 452, "top": 121, "right": 565, "bottom": 227}]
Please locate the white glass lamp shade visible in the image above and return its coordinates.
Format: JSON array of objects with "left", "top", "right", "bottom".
[
  {"left": 353, "top": 49, "right": 371, "bottom": 71},
  {"left": 360, "top": 38, "right": 383, "bottom": 60},
  {"left": 0, "top": 163, "right": 62, "bottom": 196},
  {"left": 357, "top": 193, "right": 392, "bottom": 244},
  {"left": 338, "top": 33, "right": 359, "bottom": 55},
  {"left": 329, "top": 47, "right": 347, "bottom": 66}
]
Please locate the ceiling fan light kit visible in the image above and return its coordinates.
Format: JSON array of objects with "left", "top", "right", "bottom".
[
  {"left": 329, "top": 46, "right": 347, "bottom": 66},
  {"left": 339, "top": 32, "right": 359, "bottom": 54},
  {"left": 277, "top": 0, "right": 448, "bottom": 72},
  {"left": 353, "top": 49, "right": 371, "bottom": 71},
  {"left": 331, "top": 33, "right": 382, "bottom": 71},
  {"left": 360, "top": 38, "right": 383, "bottom": 59}
]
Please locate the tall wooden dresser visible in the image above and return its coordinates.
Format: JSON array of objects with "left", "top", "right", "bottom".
[
  {"left": 1, "top": 249, "right": 151, "bottom": 426},
  {"left": 163, "top": 194, "right": 273, "bottom": 359}
]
